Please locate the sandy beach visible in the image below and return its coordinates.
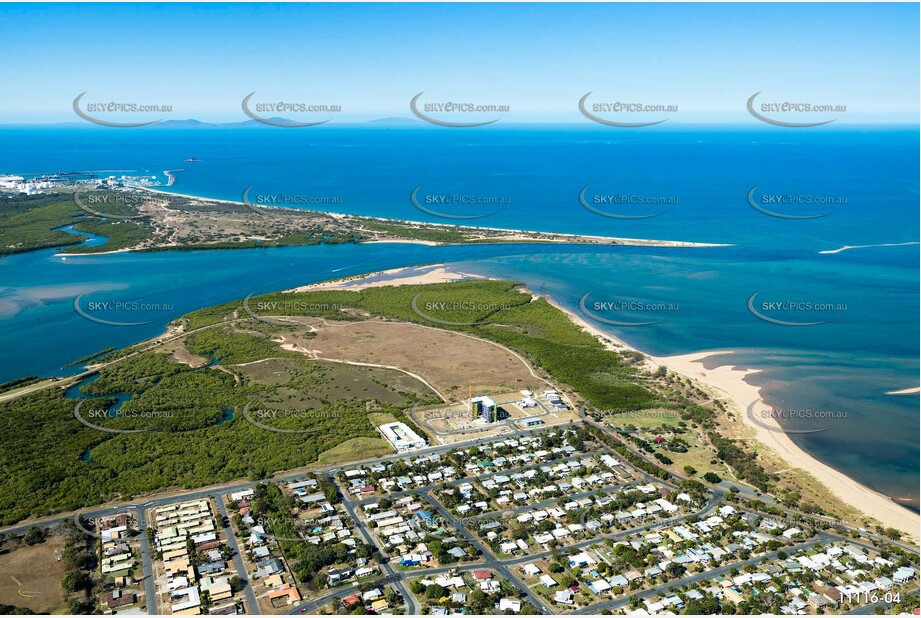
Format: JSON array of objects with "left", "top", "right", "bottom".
[
  {"left": 286, "top": 263, "right": 487, "bottom": 292},
  {"left": 540, "top": 292, "right": 920, "bottom": 538},
  {"left": 138, "top": 185, "right": 730, "bottom": 249},
  {"left": 287, "top": 262, "right": 919, "bottom": 538},
  {"left": 289, "top": 263, "right": 919, "bottom": 537}
]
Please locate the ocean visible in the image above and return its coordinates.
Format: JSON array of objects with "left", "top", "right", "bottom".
[{"left": 0, "top": 123, "right": 917, "bottom": 509}]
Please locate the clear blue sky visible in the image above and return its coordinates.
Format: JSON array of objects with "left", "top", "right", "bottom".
[{"left": 0, "top": 3, "right": 917, "bottom": 123}]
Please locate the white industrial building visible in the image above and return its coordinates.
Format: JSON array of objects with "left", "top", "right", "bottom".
[{"left": 378, "top": 422, "right": 427, "bottom": 453}]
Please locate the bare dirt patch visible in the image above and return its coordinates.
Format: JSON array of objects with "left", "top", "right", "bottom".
[
  {"left": 0, "top": 535, "right": 69, "bottom": 613},
  {"left": 286, "top": 320, "right": 544, "bottom": 402},
  {"left": 159, "top": 339, "right": 210, "bottom": 368}
]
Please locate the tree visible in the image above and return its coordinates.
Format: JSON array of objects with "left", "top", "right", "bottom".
[
  {"left": 468, "top": 590, "right": 489, "bottom": 613},
  {"left": 683, "top": 465, "right": 697, "bottom": 476},
  {"left": 61, "top": 570, "right": 92, "bottom": 593},
  {"left": 23, "top": 527, "right": 45, "bottom": 546},
  {"left": 703, "top": 472, "right": 722, "bottom": 484},
  {"left": 229, "top": 576, "right": 243, "bottom": 594},
  {"left": 425, "top": 584, "right": 448, "bottom": 599}
]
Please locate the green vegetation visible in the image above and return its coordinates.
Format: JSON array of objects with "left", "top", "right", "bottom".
[
  {"left": 708, "top": 432, "right": 771, "bottom": 490},
  {"left": 0, "top": 191, "right": 153, "bottom": 255},
  {"left": 0, "top": 195, "right": 84, "bottom": 255},
  {"left": 248, "top": 483, "right": 378, "bottom": 590},
  {"left": 58, "top": 521, "right": 98, "bottom": 614},
  {"left": 0, "top": 325, "right": 436, "bottom": 525},
  {"left": 0, "top": 375, "right": 44, "bottom": 394},
  {"left": 184, "top": 280, "right": 660, "bottom": 412},
  {"left": 142, "top": 230, "right": 362, "bottom": 252},
  {"left": 360, "top": 220, "right": 477, "bottom": 244},
  {"left": 0, "top": 279, "right": 665, "bottom": 524},
  {"left": 702, "top": 471, "right": 723, "bottom": 484},
  {"left": 0, "top": 606, "right": 35, "bottom": 615},
  {"left": 585, "top": 424, "right": 671, "bottom": 480},
  {"left": 318, "top": 438, "right": 393, "bottom": 464},
  {"left": 61, "top": 347, "right": 116, "bottom": 369},
  {"left": 65, "top": 218, "right": 153, "bottom": 254}
]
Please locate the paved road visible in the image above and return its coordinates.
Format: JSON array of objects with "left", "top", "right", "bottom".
[
  {"left": 4, "top": 416, "right": 915, "bottom": 617},
  {"left": 334, "top": 472, "right": 417, "bottom": 615},
  {"left": 135, "top": 509, "right": 159, "bottom": 615},
  {"left": 579, "top": 404, "right": 921, "bottom": 555},
  {"left": 284, "top": 574, "right": 402, "bottom": 615},
  {"left": 572, "top": 535, "right": 833, "bottom": 614},
  {"left": 420, "top": 493, "right": 553, "bottom": 615},
  {"left": 464, "top": 480, "right": 638, "bottom": 522},
  {"left": 284, "top": 485, "right": 722, "bottom": 616},
  {"left": 0, "top": 425, "right": 575, "bottom": 538},
  {"left": 215, "top": 497, "right": 261, "bottom": 614},
  {"left": 6, "top": 414, "right": 662, "bottom": 540},
  {"left": 347, "top": 447, "right": 621, "bottom": 510}
]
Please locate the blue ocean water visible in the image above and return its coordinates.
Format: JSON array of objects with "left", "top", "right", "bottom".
[{"left": 0, "top": 124, "right": 917, "bottom": 509}]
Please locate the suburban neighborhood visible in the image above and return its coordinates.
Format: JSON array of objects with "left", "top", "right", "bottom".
[{"left": 1, "top": 423, "right": 916, "bottom": 616}]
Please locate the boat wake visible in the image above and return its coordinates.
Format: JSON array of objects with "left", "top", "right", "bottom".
[{"left": 819, "top": 241, "right": 919, "bottom": 255}]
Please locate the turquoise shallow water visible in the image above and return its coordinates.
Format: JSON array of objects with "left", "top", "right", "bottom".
[{"left": 0, "top": 125, "right": 917, "bottom": 509}]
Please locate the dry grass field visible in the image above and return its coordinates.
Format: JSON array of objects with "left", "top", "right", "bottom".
[
  {"left": 0, "top": 534, "right": 69, "bottom": 614},
  {"left": 287, "top": 320, "right": 544, "bottom": 402}
]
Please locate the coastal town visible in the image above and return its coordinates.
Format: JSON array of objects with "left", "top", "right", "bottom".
[
  {"left": 0, "top": 241, "right": 917, "bottom": 616},
  {"left": 1, "top": 2, "right": 919, "bottom": 617},
  {"left": 1, "top": 422, "right": 917, "bottom": 616}
]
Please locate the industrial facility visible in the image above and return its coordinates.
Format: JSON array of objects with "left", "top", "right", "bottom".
[{"left": 378, "top": 422, "right": 428, "bottom": 453}]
